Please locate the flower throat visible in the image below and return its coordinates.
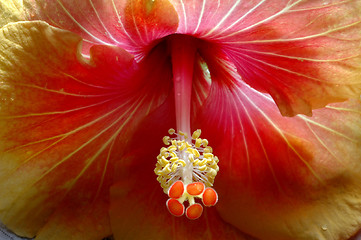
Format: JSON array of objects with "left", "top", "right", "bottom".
[{"left": 154, "top": 35, "right": 219, "bottom": 220}]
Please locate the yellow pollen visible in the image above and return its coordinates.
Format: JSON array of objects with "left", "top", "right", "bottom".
[
  {"left": 154, "top": 129, "right": 220, "bottom": 193},
  {"left": 192, "top": 129, "right": 201, "bottom": 139},
  {"left": 168, "top": 128, "right": 176, "bottom": 135},
  {"left": 163, "top": 136, "right": 171, "bottom": 145}
]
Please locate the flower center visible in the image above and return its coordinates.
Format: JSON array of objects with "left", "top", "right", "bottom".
[
  {"left": 155, "top": 129, "right": 219, "bottom": 219},
  {"left": 154, "top": 35, "right": 219, "bottom": 220}
]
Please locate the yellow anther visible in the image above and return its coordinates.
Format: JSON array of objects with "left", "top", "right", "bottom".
[
  {"left": 161, "top": 164, "right": 171, "bottom": 174},
  {"left": 171, "top": 164, "right": 178, "bottom": 172},
  {"left": 155, "top": 128, "right": 219, "bottom": 194},
  {"left": 168, "top": 145, "right": 177, "bottom": 152},
  {"left": 201, "top": 139, "right": 208, "bottom": 147},
  {"left": 170, "top": 152, "right": 177, "bottom": 158},
  {"left": 160, "top": 156, "right": 169, "bottom": 166},
  {"left": 198, "top": 165, "right": 207, "bottom": 171},
  {"left": 177, "top": 160, "right": 186, "bottom": 167},
  {"left": 179, "top": 142, "right": 187, "bottom": 151},
  {"left": 163, "top": 136, "right": 170, "bottom": 145},
  {"left": 204, "top": 146, "right": 213, "bottom": 153},
  {"left": 168, "top": 128, "right": 176, "bottom": 135},
  {"left": 169, "top": 157, "right": 179, "bottom": 162},
  {"left": 192, "top": 129, "right": 201, "bottom": 139},
  {"left": 186, "top": 148, "right": 200, "bottom": 158},
  {"left": 206, "top": 169, "right": 218, "bottom": 178},
  {"left": 195, "top": 138, "right": 202, "bottom": 148},
  {"left": 160, "top": 147, "right": 169, "bottom": 157},
  {"left": 179, "top": 131, "right": 188, "bottom": 139},
  {"left": 199, "top": 159, "right": 208, "bottom": 165},
  {"left": 193, "top": 159, "right": 200, "bottom": 165}
]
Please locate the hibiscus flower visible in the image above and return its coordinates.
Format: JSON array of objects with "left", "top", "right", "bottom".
[{"left": 1, "top": 0, "right": 361, "bottom": 239}]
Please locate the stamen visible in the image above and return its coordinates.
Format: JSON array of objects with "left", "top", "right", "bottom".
[{"left": 155, "top": 129, "right": 219, "bottom": 220}]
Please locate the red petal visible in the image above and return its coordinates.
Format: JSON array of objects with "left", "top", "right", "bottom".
[
  {"left": 197, "top": 52, "right": 361, "bottom": 239},
  {"left": 0, "top": 21, "right": 172, "bottom": 238},
  {"left": 171, "top": 0, "right": 361, "bottom": 116},
  {"left": 26, "top": 0, "right": 179, "bottom": 56}
]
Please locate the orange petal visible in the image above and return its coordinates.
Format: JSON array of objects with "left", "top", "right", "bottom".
[
  {"left": 0, "top": 21, "right": 171, "bottom": 238},
  {"left": 172, "top": 0, "right": 361, "bottom": 116},
  {"left": 197, "top": 53, "right": 361, "bottom": 239},
  {"left": 26, "top": 0, "right": 179, "bottom": 55}
]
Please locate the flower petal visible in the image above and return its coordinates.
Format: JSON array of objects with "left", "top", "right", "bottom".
[
  {"left": 171, "top": 0, "right": 361, "bottom": 116},
  {"left": 25, "top": 0, "right": 179, "bottom": 56},
  {"left": 0, "top": 21, "right": 171, "bottom": 239},
  {"left": 109, "top": 109, "right": 255, "bottom": 240},
  {"left": 197, "top": 52, "right": 361, "bottom": 240},
  {"left": 0, "top": 0, "right": 25, "bottom": 27}
]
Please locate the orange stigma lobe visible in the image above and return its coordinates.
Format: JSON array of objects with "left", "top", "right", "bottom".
[
  {"left": 202, "top": 188, "right": 218, "bottom": 207},
  {"left": 186, "top": 203, "right": 203, "bottom": 220},
  {"left": 168, "top": 181, "right": 184, "bottom": 199},
  {"left": 186, "top": 182, "right": 205, "bottom": 196},
  {"left": 166, "top": 198, "right": 185, "bottom": 217}
]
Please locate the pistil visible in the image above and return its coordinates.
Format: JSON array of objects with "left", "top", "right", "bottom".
[
  {"left": 169, "top": 35, "right": 196, "bottom": 140},
  {"left": 154, "top": 35, "right": 219, "bottom": 220}
]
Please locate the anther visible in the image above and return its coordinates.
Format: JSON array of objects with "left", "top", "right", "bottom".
[
  {"left": 195, "top": 138, "right": 202, "bottom": 148},
  {"left": 186, "top": 203, "right": 203, "bottom": 220},
  {"left": 163, "top": 136, "right": 170, "bottom": 145},
  {"left": 168, "top": 128, "right": 176, "bottom": 135},
  {"left": 192, "top": 129, "right": 201, "bottom": 139},
  {"left": 179, "top": 131, "right": 186, "bottom": 137}
]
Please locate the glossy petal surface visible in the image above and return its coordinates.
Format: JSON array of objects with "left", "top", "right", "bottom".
[
  {"left": 170, "top": 0, "right": 361, "bottom": 116},
  {"left": 0, "top": 21, "right": 171, "bottom": 239},
  {"left": 196, "top": 52, "right": 361, "bottom": 240}
]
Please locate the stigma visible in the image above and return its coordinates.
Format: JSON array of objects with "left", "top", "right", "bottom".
[{"left": 154, "top": 129, "right": 219, "bottom": 220}]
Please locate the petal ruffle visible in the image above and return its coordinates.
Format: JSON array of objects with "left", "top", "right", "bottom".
[
  {"left": 171, "top": 0, "right": 361, "bottom": 116},
  {"left": 0, "top": 21, "right": 172, "bottom": 239},
  {"left": 25, "top": 0, "right": 179, "bottom": 57},
  {"left": 0, "top": 0, "right": 25, "bottom": 27},
  {"left": 197, "top": 52, "right": 361, "bottom": 240}
]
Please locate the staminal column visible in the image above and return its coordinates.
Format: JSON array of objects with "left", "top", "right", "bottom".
[
  {"left": 169, "top": 35, "right": 197, "bottom": 184},
  {"left": 169, "top": 35, "right": 196, "bottom": 139}
]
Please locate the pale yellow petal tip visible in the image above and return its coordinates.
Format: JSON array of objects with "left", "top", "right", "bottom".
[{"left": 0, "top": 0, "right": 25, "bottom": 28}]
